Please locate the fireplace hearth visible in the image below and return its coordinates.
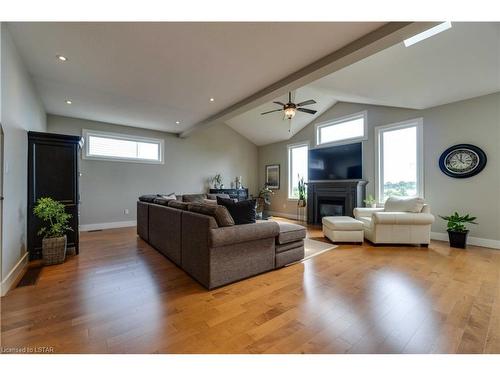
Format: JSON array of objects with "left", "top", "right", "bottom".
[{"left": 307, "top": 180, "right": 367, "bottom": 225}]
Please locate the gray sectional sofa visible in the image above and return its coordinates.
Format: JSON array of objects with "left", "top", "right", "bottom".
[{"left": 137, "top": 194, "right": 306, "bottom": 289}]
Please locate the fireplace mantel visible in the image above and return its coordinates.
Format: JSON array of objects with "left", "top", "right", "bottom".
[{"left": 307, "top": 180, "right": 367, "bottom": 224}]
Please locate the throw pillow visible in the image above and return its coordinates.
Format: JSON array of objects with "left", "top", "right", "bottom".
[
  {"left": 384, "top": 196, "right": 425, "bottom": 213},
  {"left": 207, "top": 193, "right": 230, "bottom": 200},
  {"left": 138, "top": 194, "right": 156, "bottom": 203},
  {"left": 188, "top": 203, "right": 235, "bottom": 227},
  {"left": 158, "top": 193, "right": 176, "bottom": 200},
  {"left": 216, "top": 197, "right": 256, "bottom": 225}
]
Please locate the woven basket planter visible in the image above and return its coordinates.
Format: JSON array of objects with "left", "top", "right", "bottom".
[{"left": 42, "top": 235, "right": 67, "bottom": 265}]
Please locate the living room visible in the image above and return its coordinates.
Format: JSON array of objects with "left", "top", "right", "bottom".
[{"left": 1, "top": 1, "right": 499, "bottom": 372}]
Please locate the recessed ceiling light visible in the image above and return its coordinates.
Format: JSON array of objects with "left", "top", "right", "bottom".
[
  {"left": 65, "top": 100, "right": 72, "bottom": 104},
  {"left": 57, "top": 55, "right": 68, "bottom": 62},
  {"left": 175, "top": 121, "right": 180, "bottom": 124},
  {"left": 209, "top": 98, "right": 215, "bottom": 102},
  {"left": 403, "top": 22, "right": 452, "bottom": 47}
]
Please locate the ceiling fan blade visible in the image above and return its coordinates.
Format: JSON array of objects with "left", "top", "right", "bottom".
[
  {"left": 297, "top": 99, "right": 317, "bottom": 107},
  {"left": 261, "top": 109, "right": 283, "bottom": 115},
  {"left": 297, "top": 108, "right": 317, "bottom": 115},
  {"left": 273, "top": 101, "right": 285, "bottom": 106}
]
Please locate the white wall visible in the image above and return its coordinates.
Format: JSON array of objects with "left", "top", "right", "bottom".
[
  {"left": 258, "top": 93, "right": 500, "bottom": 244},
  {"left": 1, "top": 24, "right": 46, "bottom": 287},
  {"left": 48, "top": 115, "right": 259, "bottom": 227}
]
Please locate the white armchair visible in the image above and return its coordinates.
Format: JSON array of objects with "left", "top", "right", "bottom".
[{"left": 354, "top": 202, "right": 435, "bottom": 246}]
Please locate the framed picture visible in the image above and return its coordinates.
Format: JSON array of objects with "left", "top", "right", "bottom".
[{"left": 265, "top": 164, "right": 280, "bottom": 190}]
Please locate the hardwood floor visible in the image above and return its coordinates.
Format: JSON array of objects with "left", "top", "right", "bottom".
[{"left": 1, "top": 220, "right": 500, "bottom": 354}]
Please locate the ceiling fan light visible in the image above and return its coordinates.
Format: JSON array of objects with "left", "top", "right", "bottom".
[{"left": 284, "top": 107, "right": 296, "bottom": 119}]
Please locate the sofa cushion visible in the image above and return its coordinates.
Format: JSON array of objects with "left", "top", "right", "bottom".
[
  {"left": 188, "top": 203, "right": 235, "bottom": 227},
  {"left": 167, "top": 200, "right": 190, "bottom": 210},
  {"left": 384, "top": 196, "right": 425, "bottom": 213},
  {"left": 209, "top": 221, "right": 280, "bottom": 248},
  {"left": 217, "top": 197, "right": 256, "bottom": 225},
  {"left": 275, "top": 222, "right": 307, "bottom": 244},
  {"left": 275, "top": 239, "right": 304, "bottom": 254},
  {"left": 182, "top": 194, "right": 207, "bottom": 203}
]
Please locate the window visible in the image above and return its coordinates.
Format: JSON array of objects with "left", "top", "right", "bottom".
[
  {"left": 83, "top": 129, "right": 164, "bottom": 164},
  {"left": 375, "top": 118, "right": 423, "bottom": 203},
  {"left": 316, "top": 111, "right": 367, "bottom": 146},
  {"left": 288, "top": 143, "right": 308, "bottom": 199}
]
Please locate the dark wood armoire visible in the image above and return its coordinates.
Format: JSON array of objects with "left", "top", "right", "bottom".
[{"left": 27, "top": 131, "right": 83, "bottom": 260}]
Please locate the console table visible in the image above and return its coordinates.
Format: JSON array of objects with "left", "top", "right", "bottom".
[{"left": 209, "top": 188, "right": 248, "bottom": 201}]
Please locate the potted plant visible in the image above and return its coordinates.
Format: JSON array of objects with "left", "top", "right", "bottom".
[
  {"left": 439, "top": 212, "right": 477, "bottom": 249},
  {"left": 363, "top": 194, "right": 377, "bottom": 208},
  {"left": 297, "top": 175, "right": 307, "bottom": 208},
  {"left": 256, "top": 185, "right": 274, "bottom": 219},
  {"left": 211, "top": 173, "right": 223, "bottom": 189},
  {"left": 33, "top": 197, "right": 73, "bottom": 265}
]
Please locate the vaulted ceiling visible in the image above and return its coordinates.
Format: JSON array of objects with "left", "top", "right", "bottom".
[
  {"left": 8, "top": 22, "right": 499, "bottom": 147},
  {"left": 7, "top": 22, "right": 384, "bottom": 133},
  {"left": 226, "top": 22, "right": 500, "bottom": 145}
]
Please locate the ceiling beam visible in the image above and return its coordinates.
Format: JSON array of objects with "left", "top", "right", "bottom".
[{"left": 179, "top": 22, "right": 440, "bottom": 138}]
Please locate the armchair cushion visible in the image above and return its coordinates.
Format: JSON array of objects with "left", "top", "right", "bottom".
[
  {"left": 384, "top": 197, "right": 425, "bottom": 213},
  {"left": 353, "top": 207, "right": 384, "bottom": 218},
  {"left": 372, "top": 212, "right": 435, "bottom": 225}
]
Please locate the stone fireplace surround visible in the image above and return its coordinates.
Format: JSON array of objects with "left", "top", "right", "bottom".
[{"left": 307, "top": 180, "right": 367, "bottom": 225}]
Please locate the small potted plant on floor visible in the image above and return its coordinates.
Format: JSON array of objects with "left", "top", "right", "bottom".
[
  {"left": 297, "top": 175, "right": 307, "bottom": 208},
  {"left": 363, "top": 194, "right": 377, "bottom": 208},
  {"left": 34, "top": 197, "right": 73, "bottom": 265},
  {"left": 256, "top": 185, "right": 274, "bottom": 220},
  {"left": 439, "top": 212, "right": 477, "bottom": 249}
]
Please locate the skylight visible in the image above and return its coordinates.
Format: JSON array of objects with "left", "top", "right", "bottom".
[{"left": 403, "top": 22, "right": 452, "bottom": 47}]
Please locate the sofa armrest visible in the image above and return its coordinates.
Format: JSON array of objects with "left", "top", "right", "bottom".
[
  {"left": 372, "top": 212, "right": 435, "bottom": 225},
  {"left": 209, "top": 221, "right": 280, "bottom": 248},
  {"left": 353, "top": 207, "right": 384, "bottom": 218}
]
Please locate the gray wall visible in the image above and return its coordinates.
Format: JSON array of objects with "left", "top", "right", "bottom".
[
  {"left": 47, "top": 115, "right": 258, "bottom": 226},
  {"left": 1, "top": 24, "right": 47, "bottom": 280},
  {"left": 258, "top": 92, "right": 500, "bottom": 241}
]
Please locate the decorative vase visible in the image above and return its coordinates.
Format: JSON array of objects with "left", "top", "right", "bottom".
[
  {"left": 42, "top": 235, "right": 67, "bottom": 265},
  {"left": 448, "top": 230, "right": 468, "bottom": 249},
  {"left": 370, "top": 203, "right": 377, "bottom": 208},
  {"left": 297, "top": 199, "right": 306, "bottom": 208}
]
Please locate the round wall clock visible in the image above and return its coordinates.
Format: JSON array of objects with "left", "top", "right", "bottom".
[{"left": 439, "top": 144, "right": 487, "bottom": 178}]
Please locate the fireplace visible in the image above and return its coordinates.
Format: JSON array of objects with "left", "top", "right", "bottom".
[
  {"left": 307, "top": 180, "right": 367, "bottom": 225},
  {"left": 318, "top": 198, "right": 345, "bottom": 221}
]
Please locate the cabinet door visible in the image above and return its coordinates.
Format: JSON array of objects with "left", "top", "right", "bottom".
[{"left": 28, "top": 141, "right": 78, "bottom": 256}]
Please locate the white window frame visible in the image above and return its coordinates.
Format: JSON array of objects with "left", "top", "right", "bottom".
[
  {"left": 315, "top": 110, "right": 368, "bottom": 147},
  {"left": 82, "top": 129, "right": 164, "bottom": 164},
  {"left": 287, "top": 141, "right": 309, "bottom": 200},
  {"left": 374, "top": 118, "right": 424, "bottom": 204}
]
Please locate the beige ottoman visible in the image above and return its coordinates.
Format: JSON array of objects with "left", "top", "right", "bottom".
[{"left": 322, "top": 216, "right": 364, "bottom": 244}]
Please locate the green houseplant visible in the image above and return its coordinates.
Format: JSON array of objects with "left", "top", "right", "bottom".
[
  {"left": 439, "top": 212, "right": 477, "bottom": 249},
  {"left": 297, "top": 175, "right": 307, "bottom": 208},
  {"left": 363, "top": 194, "right": 377, "bottom": 208},
  {"left": 256, "top": 185, "right": 274, "bottom": 219},
  {"left": 211, "top": 173, "right": 223, "bottom": 189},
  {"left": 33, "top": 197, "right": 73, "bottom": 265}
]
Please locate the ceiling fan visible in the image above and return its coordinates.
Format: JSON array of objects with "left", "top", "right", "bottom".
[{"left": 261, "top": 92, "right": 317, "bottom": 120}]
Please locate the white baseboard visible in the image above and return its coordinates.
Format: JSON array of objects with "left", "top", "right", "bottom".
[
  {"left": 431, "top": 232, "right": 500, "bottom": 250},
  {"left": 1, "top": 252, "right": 29, "bottom": 297},
  {"left": 80, "top": 220, "right": 137, "bottom": 232},
  {"left": 267, "top": 210, "right": 307, "bottom": 222}
]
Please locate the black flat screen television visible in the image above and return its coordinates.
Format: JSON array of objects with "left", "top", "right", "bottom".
[{"left": 308, "top": 142, "right": 362, "bottom": 181}]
